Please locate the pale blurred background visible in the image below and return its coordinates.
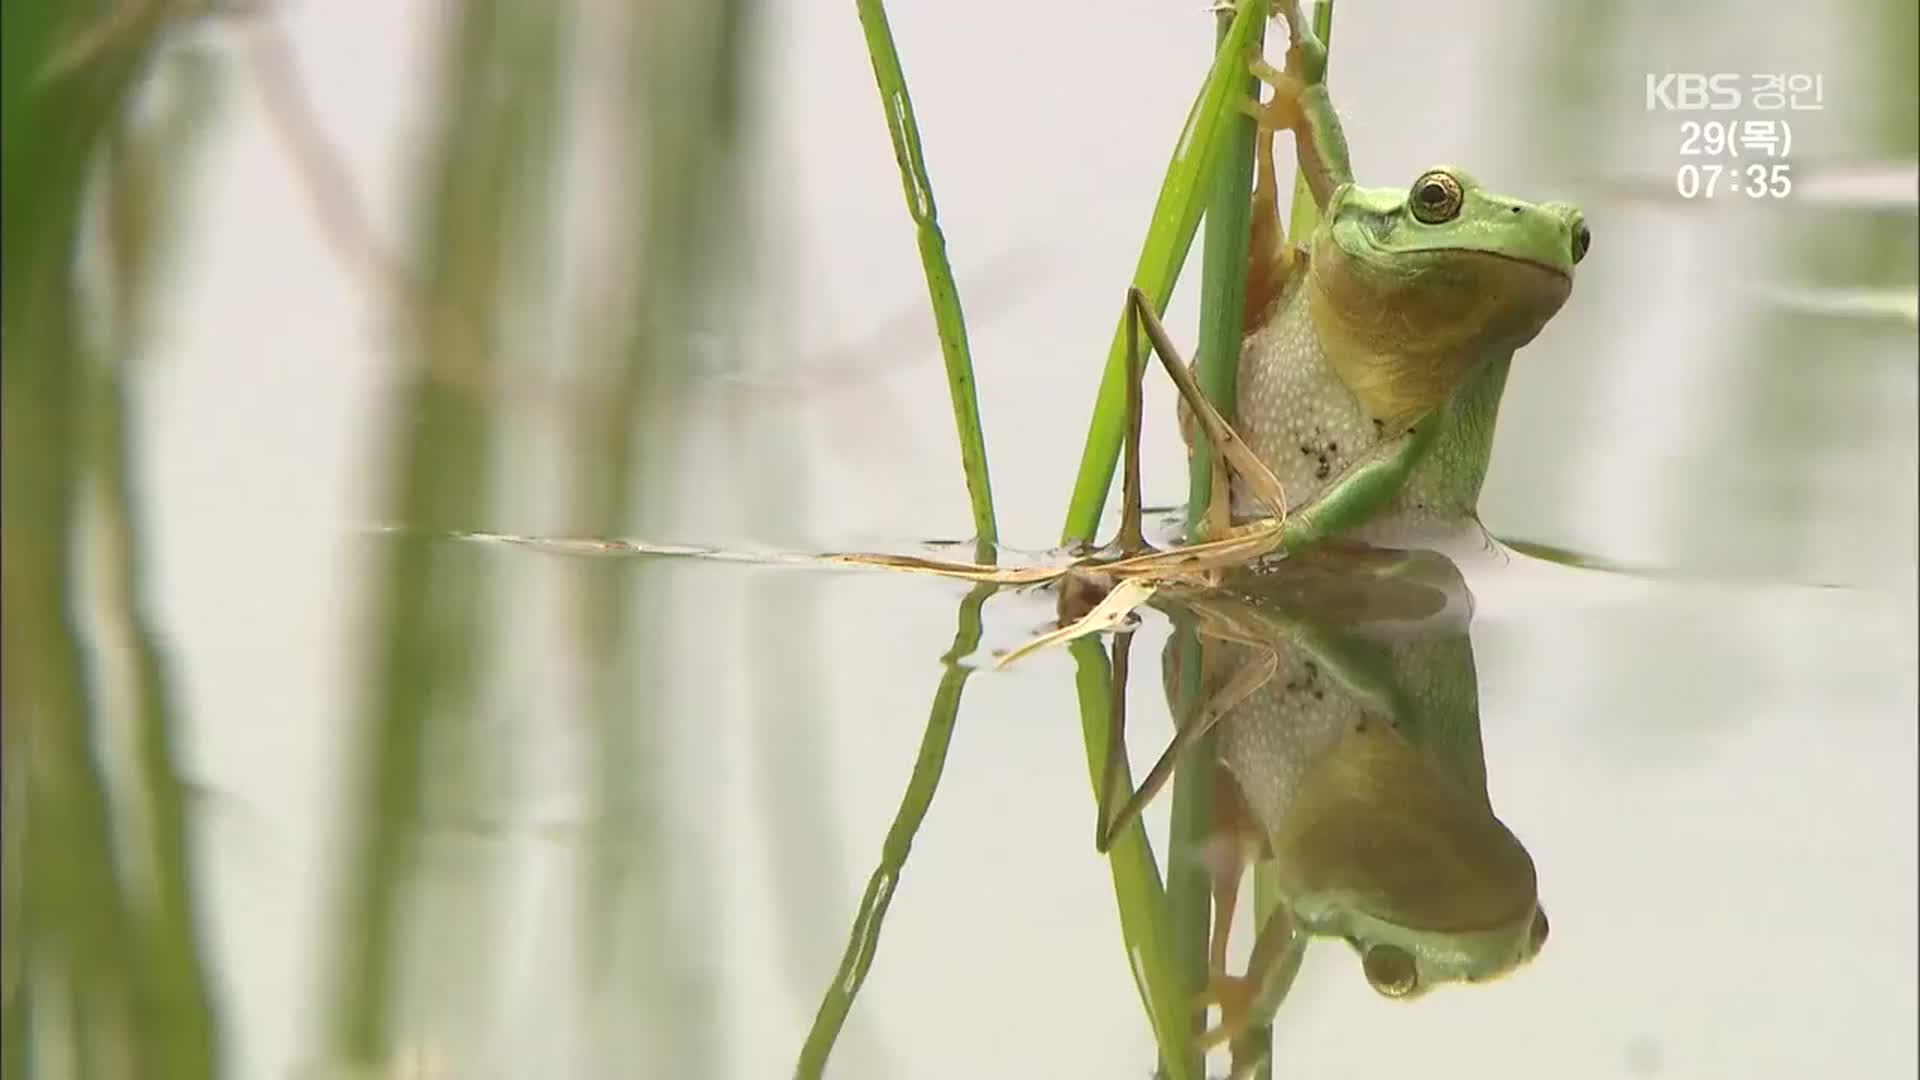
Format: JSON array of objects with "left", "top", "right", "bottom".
[{"left": 6, "top": 0, "right": 1915, "bottom": 1078}]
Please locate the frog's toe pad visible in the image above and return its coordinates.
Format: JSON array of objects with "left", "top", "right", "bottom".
[
  {"left": 1243, "top": 67, "right": 1306, "bottom": 130},
  {"left": 1196, "top": 973, "right": 1256, "bottom": 1050}
]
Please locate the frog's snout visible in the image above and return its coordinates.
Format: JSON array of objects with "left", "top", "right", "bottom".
[{"left": 1545, "top": 202, "right": 1589, "bottom": 266}]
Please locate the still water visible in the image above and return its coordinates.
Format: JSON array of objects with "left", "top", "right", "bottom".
[{"left": 67, "top": 0, "right": 1920, "bottom": 1077}]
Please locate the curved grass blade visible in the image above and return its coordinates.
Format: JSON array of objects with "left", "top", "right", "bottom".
[
  {"left": 993, "top": 577, "right": 1157, "bottom": 670},
  {"left": 854, "top": 0, "right": 998, "bottom": 552},
  {"left": 796, "top": 583, "right": 996, "bottom": 1079},
  {"left": 1060, "top": 0, "right": 1272, "bottom": 545}
]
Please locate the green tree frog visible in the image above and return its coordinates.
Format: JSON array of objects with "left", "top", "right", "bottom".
[
  {"left": 1188, "top": 1, "right": 1589, "bottom": 541},
  {"left": 1156, "top": 546, "right": 1545, "bottom": 1071}
]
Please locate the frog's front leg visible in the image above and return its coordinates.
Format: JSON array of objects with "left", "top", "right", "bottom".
[
  {"left": 1244, "top": 0, "right": 1353, "bottom": 213},
  {"left": 1276, "top": 419, "right": 1440, "bottom": 551}
]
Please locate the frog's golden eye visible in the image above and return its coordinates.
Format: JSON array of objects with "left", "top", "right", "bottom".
[
  {"left": 1362, "top": 944, "right": 1420, "bottom": 998},
  {"left": 1409, "top": 171, "right": 1464, "bottom": 224}
]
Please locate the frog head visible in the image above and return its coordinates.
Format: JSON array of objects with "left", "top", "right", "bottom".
[
  {"left": 1271, "top": 721, "right": 1548, "bottom": 1000},
  {"left": 1308, "top": 167, "right": 1588, "bottom": 429},
  {"left": 1336, "top": 894, "right": 1550, "bottom": 1001}
]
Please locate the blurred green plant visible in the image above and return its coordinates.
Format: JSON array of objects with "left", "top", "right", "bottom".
[
  {"left": 323, "top": 0, "right": 564, "bottom": 1069},
  {"left": 322, "top": 0, "right": 761, "bottom": 1070},
  {"left": 567, "top": 3, "right": 752, "bottom": 1074},
  {"left": 2, "top": 4, "right": 223, "bottom": 1077}
]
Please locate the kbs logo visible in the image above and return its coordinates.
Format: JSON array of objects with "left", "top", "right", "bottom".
[{"left": 1645, "top": 74, "right": 1742, "bottom": 111}]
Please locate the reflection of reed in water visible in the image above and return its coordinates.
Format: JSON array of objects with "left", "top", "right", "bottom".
[{"left": 1156, "top": 546, "right": 1546, "bottom": 1072}]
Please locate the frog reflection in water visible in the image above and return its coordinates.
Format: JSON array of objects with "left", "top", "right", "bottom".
[
  {"left": 1138, "top": 545, "right": 1544, "bottom": 1067},
  {"left": 1181, "top": 0, "right": 1588, "bottom": 541}
]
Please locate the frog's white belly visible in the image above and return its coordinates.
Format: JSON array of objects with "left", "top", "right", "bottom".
[
  {"left": 1232, "top": 287, "right": 1380, "bottom": 520},
  {"left": 1217, "top": 648, "right": 1377, "bottom": 833}
]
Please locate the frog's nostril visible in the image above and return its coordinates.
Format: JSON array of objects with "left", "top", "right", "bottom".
[{"left": 1571, "top": 222, "right": 1591, "bottom": 264}]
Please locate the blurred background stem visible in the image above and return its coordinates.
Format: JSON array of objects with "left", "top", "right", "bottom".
[
  {"left": 325, "top": 0, "right": 563, "bottom": 1065},
  {"left": 3, "top": 3, "right": 220, "bottom": 1076},
  {"left": 568, "top": 2, "right": 752, "bottom": 1074}
]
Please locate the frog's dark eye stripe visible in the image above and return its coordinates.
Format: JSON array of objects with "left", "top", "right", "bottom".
[{"left": 1409, "top": 171, "right": 1464, "bottom": 224}]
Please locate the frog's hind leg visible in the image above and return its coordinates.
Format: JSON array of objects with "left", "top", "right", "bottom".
[
  {"left": 1128, "top": 288, "right": 1292, "bottom": 531},
  {"left": 1199, "top": 902, "right": 1304, "bottom": 1066},
  {"left": 1202, "top": 762, "right": 1265, "bottom": 975},
  {"left": 1197, "top": 901, "right": 1298, "bottom": 1050},
  {"left": 1096, "top": 603, "right": 1278, "bottom": 852}
]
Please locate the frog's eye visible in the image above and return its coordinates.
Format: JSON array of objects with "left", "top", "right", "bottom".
[
  {"left": 1362, "top": 944, "right": 1420, "bottom": 998},
  {"left": 1409, "top": 171, "right": 1464, "bottom": 224},
  {"left": 1529, "top": 908, "right": 1551, "bottom": 953}
]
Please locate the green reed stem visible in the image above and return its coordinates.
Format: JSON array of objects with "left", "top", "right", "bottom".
[
  {"left": 1163, "top": 9, "right": 1266, "bottom": 1059},
  {"left": 1059, "top": 2, "right": 1270, "bottom": 546},
  {"left": 1186, "top": 1, "right": 1267, "bottom": 538},
  {"left": 1163, "top": 625, "right": 1212, "bottom": 1078},
  {"left": 797, "top": 583, "right": 995, "bottom": 1080},
  {"left": 853, "top": 0, "right": 998, "bottom": 552}
]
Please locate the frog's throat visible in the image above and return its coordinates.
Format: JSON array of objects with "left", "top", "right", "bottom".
[{"left": 1305, "top": 237, "right": 1570, "bottom": 430}]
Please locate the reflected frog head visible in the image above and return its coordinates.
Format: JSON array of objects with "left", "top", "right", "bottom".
[{"left": 1273, "top": 720, "right": 1548, "bottom": 1000}]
